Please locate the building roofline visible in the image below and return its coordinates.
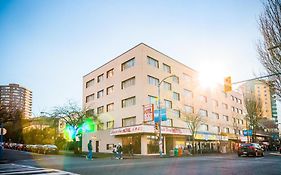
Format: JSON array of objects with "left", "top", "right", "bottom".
[{"left": 83, "top": 43, "right": 198, "bottom": 78}]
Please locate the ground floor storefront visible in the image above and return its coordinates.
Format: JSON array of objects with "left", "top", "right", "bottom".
[{"left": 82, "top": 125, "right": 247, "bottom": 155}]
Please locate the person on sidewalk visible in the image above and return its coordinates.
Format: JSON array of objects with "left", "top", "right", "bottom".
[
  {"left": 112, "top": 145, "right": 118, "bottom": 159},
  {"left": 117, "top": 143, "right": 123, "bottom": 159},
  {"left": 86, "top": 140, "right": 93, "bottom": 160}
]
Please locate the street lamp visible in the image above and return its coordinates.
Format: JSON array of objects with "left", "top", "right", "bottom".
[{"left": 158, "top": 74, "right": 176, "bottom": 158}]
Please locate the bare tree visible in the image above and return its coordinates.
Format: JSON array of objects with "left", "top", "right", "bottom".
[
  {"left": 181, "top": 111, "right": 203, "bottom": 154},
  {"left": 244, "top": 96, "right": 263, "bottom": 142},
  {"left": 258, "top": 0, "right": 281, "bottom": 99}
]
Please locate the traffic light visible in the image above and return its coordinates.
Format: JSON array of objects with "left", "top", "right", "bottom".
[
  {"left": 224, "top": 76, "right": 232, "bottom": 93},
  {"left": 155, "top": 122, "right": 159, "bottom": 131}
]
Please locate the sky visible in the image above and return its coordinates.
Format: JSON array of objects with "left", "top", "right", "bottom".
[{"left": 0, "top": 0, "right": 279, "bottom": 122}]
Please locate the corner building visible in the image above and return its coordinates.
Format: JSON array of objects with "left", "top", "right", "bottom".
[{"left": 82, "top": 43, "right": 246, "bottom": 155}]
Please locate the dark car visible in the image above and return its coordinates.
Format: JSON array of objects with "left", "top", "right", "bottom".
[
  {"left": 279, "top": 147, "right": 281, "bottom": 154},
  {"left": 43, "top": 145, "right": 59, "bottom": 154},
  {"left": 238, "top": 143, "right": 264, "bottom": 157}
]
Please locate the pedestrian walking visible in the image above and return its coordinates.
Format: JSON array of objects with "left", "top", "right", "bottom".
[
  {"left": 128, "top": 142, "right": 133, "bottom": 157},
  {"left": 117, "top": 143, "right": 123, "bottom": 159},
  {"left": 86, "top": 140, "right": 93, "bottom": 160},
  {"left": 112, "top": 144, "right": 118, "bottom": 159}
]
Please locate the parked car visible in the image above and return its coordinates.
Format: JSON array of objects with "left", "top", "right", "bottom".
[
  {"left": 42, "top": 145, "right": 59, "bottom": 154},
  {"left": 279, "top": 147, "right": 281, "bottom": 154},
  {"left": 238, "top": 143, "right": 264, "bottom": 157}
]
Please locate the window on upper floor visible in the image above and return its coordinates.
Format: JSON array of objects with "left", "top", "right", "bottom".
[
  {"left": 212, "top": 112, "right": 219, "bottom": 119},
  {"left": 212, "top": 99, "right": 219, "bottom": 108},
  {"left": 148, "top": 95, "right": 157, "bottom": 106},
  {"left": 164, "top": 99, "right": 172, "bottom": 109},
  {"left": 106, "top": 69, "right": 114, "bottom": 78},
  {"left": 97, "top": 106, "right": 104, "bottom": 114},
  {"left": 222, "top": 103, "right": 228, "bottom": 109},
  {"left": 184, "top": 105, "right": 194, "bottom": 114},
  {"left": 183, "top": 73, "right": 192, "bottom": 84},
  {"left": 223, "top": 115, "right": 229, "bottom": 121},
  {"left": 121, "top": 58, "right": 135, "bottom": 71},
  {"left": 107, "top": 120, "right": 114, "bottom": 129},
  {"left": 97, "top": 74, "right": 104, "bottom": 83},
  {"left": 200, "top": 124, "right": 209, "bottom": 131},
  {"left": 224, "top": 127, "right": 230, "bottom": 133},
  {"left": 199, "top": 109, "right": 208, "bottom": 117},
  {"left": 147, "top": 56, "right": 159, "bottom": 68},
  {"left": 183, "top": 89, "right": 193, "bottom": 98},
  {"left": 216, "top": 126, "right": 220, "bottom": 134},
  {"left": 163, "top": 81, "right": 172, "bottom": 91},
  {"left": 173, "top": 76, "right": 179, "bottom": 84},
  {"left": 199, "top": 95, "right": 207, "bottom": 103},
  {"left": 106, "top": 103, "right": 114, "bottom": 112},
  {"left": 147, "top": 75, "right": 159, "bottom": 86},
  {"left": 97, "top": 90, "right": 104, "bottom": 99},
  {"left": 122, "top": 116, "right": 136, "bottom": 127},
  {"left": 163, "top": 63, "right": 171, "bottom": 73},
  {"left": 86, "top": 78, "right": 95, "bottom": 88},
  {"left": 173, "top": 109, "right": 180, "bottom": 118},
  {"left": 122, "top": 77, "right": 135, "bottom": 89},
  {"left": 106, "top": 85, "right": 114, "bottom": 95},
  {"left": 122, "top": 96, "right": 136, "bottom": 108},
  {"left": 173, "top": 92, "right": 180, "bottom": 101},
  {"left": 86, "top": 93, "right": 94, "bottom": 103}
]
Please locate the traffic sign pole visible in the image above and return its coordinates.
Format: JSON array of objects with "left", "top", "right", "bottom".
[{"left": 0, "top": 123, "right": 3, "bottom": 159}]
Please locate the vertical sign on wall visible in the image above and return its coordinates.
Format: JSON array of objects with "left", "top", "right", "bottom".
[{"left": 143, "top": 104, "right": 154, "bottom": 122}]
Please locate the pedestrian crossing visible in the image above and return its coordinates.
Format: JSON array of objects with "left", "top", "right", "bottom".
[{"left": 0, "top": 163, "right": 79, "bottom": 175}]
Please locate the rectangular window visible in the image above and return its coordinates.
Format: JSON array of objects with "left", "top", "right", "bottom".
[
  {"left": 97, "top": 90, "right": 104, "bottom": 99},
  {"left": 147, "top": 75, "right": 159, "bottom": 86},
  {"left": 106, "top": 144, "right": 114, "bottom": 150},
  {"left": 163, "top": 81, "right": 172, "bottom": 91},
  {"left": 239, "top": 109, "right": 243, "bottom": 114},
  {"left": 148, "top": 95, "right": 157, "bottom": 106},
  {"left": 223, "top": 115, "right": 229, "bottom": 121},
  {"left": 98, "top": 123, "right": 104, "bottom": 130},
  {"left": 106, "top": 103, "right": 114, "bottom": 112},
  {"left": 121, "top": 57, "right": 135, "bottom": 71},
  {"left": 163, "top": 63, "right": 171, "bottom": 73},
  {"left": 199, "top": 95, "right": 207, "bottom": 103},
  {"left": 122, "top": 96, "right": 136, "bottom": 108},
  {"left": 231, "top": 106, "right": 235, "bottom": 112},
  {"left": 183, "top": 89, "right": 193, "bottom": 98},
  {"left": 147, "top": 56, "right": 159, "bottom": 68},
  {"left": 122, "top": 77, "right": 135, "bottom": 89},
  {"left": 164, "top": 99, "right": 172, "bottom": 108},
  {"left": 86, "top": 109, "right": 95, "bottom": 116},
  {"left": 173, "top": 109, "right": 180, "bottom": 118},
  {"left": 86, "top": 78, "right": 94, "bottom": 88},
  {"left": 173, "top": 92, "right": 180, "bottom": 101},
  {"left": 184, "top": 105, "right": 194, "bottom": 113},
  {"left": 212, "top": 112, "right": 219, "bottom": 119},
  {"left": 97, "top": 106, "right": 104, "bottom": 114},
  {"left": 122, "top": 116, "right": 136, "bottom": 127},
  {"left": 183, "top": 73, "right": 192, "bottom": 84},
  {"left": 199, "top": 109, "right": 208, "bottom": 117},
  {"left": 86, "top": 93, "right": 94, "bottom": 103},
  {"left": 212, "top": 99, "right": 218, "bottom": 107},
  {"left": 200, "top": 124, "right": 209, "bottom": 131},
  {"left": 106, "top": 69, "right": 114, "bottom": 78},
  {"left": 97, "top": 74, "right": 104, "bottom": 83},
  {"left": 106, "top": 85, "right": 114, "bottom": 95},
  {"left": 216, "top": 126, "right": 220, "bottom": 134},
  {"left": 162, "top": 118, "right": 173, "bottom": 127},
  {"left": 173, "top": 76, "right": 179, "bottom": 84},
  {"left": 225, "top": 127, "right": 230, "bottom": 133},
  {"left": 222, "top": 103, "right": 228, "bottom": 109},
  {"left": 107, "top": 120, "right": 114, "bottom": 129}
]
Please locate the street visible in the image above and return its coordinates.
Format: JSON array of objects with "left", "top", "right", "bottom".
[{"left": 1, "top": 149, "right": 281, "bottom": 175}]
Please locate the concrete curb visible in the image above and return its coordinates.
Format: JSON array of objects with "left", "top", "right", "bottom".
[{"left": 269, "top": 153, "right": 281, "bottom": 156}]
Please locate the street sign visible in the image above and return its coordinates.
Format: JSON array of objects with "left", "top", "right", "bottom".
[
  {"left": 0, "top": 128, "right": 7, "bottom": 135},
  {"left": 154, "top": 109, "right": 167, "bottom": 122},
  {"left": 243, "top": 130, "right": 252, "bottom": 136}
]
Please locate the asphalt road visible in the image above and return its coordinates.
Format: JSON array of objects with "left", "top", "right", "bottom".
[{"left": 1, "top": 149, "right": 281, "bottom": 175}]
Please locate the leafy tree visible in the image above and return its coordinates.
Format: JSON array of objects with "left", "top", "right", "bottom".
[
  {"left": 181, "top": 110, "right": 203, "bottom": 154},
  {"left": 258, "top": 0, "right": 281, "bottom": 99},
  {"left": 244, "top": 96, "right": 263, "bottom": 142},
  {"left": 43, "top": 101, "right": 102, "bottom": 154}
]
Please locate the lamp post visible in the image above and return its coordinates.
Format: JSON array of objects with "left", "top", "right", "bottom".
[{"left": 158, "top": 74, "right": 176, "bottom": 158}]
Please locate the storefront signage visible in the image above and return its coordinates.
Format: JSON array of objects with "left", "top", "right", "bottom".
[
  {"left": 110, "top": 125, "right": 191, "bottom": 136},
  {"left": 195, "top": 133, "right": 228, "bottom": 141},
  {"left": 143, "top": 104, "right": 154, "bottom": 122},
  {"left": 243, "top": 130, "right": 253, "bottom": 136}
]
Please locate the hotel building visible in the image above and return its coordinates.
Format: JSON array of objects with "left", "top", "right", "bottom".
[
  {"left": 82, "top": 43, "right": 246, "bottom": 155},
  {"left": 0, "top": 83, "right": 32, "bottom": 118}
]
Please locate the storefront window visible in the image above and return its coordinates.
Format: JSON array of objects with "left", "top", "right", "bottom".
[
  {"left": 122, "top": 135, "right": 141, "bottom": 154},
  {"left": 147, "top": 135, "right": 159, "bottom": 154}
]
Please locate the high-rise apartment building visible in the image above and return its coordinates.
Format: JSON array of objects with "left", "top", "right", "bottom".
[
  {"left": 0, "top": 83, "right": 32, "bottom": 117},
  {"left": 82, "top": 43, "right": 246, "bottom": 155}
]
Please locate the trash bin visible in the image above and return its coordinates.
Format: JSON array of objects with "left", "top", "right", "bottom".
[
  {"left": 174, "top": 148, "right": 178, "bottom": 157},
  {"left": 169, "top": 150, "right": 174, "bottom": 157},
  {"left": 178, "top": 147, "right": 183, "bottom": 157}
]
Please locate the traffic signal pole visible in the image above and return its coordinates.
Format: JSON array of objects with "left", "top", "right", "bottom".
[{"left": 232, "top": 72, "right": 281, "bottom": 85}]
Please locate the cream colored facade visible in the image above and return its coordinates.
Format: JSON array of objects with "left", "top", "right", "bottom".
[{"left": 82, "top": 43, "right": 246, "bottom": 155}]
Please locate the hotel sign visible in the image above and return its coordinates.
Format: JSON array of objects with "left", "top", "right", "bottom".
[
  {"left": 110, "top": 125, "right": 191, "bottom": 136},
  {"left": 143, "top": 104, "right": 154, "bottom": 122}
]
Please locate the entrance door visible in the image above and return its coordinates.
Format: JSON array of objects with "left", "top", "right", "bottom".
[{"left": 96, "top": 141, "right": 99, "bottom": 152}]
